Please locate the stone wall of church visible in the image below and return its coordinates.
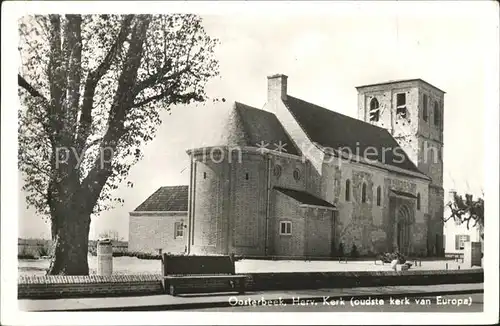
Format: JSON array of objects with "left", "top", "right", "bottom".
[
  {"left": 417, "top": 84, "right": 444, "bottom": 144},
  {"left": 271, "top": 154, "right": 308, "bottom": 192},
  {"left": 357, "top": 81, "right": 445, "bottom": 190},
  {"left": 189, "top": 148, "right": 270, "bottom": 256},
  {"left": 189, "top": 150, "right": 229, "bottom": 255},
  {"left": 357, "top": 81, "right": 421, "bottom": 160},
  {"left": 188, "top": 146, "right": 434, "bottom": 258},
  {"left": 227, "top": 151, "right": 268, "bottom": 255},
  {"left": 427, "top": 185, "right": 445, "bottom": 255},
  {"left": 304, "top": 208, "right": 335, "bottom": 257},
  {"left": 321, "top": 157, "right": 430, "bottom": 256},
  {"left": 417, "top": 137, "right": 443, "bottom": 186}
]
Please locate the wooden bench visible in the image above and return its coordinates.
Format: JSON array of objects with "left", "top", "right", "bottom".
[{"left": 161, "top": 254, "right": 247, "bottom": 296}]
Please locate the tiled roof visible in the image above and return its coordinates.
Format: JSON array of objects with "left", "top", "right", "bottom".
[
  {"left": 283, "top": 96, "right": 423, "bottom": 175},
  {"left": 275, "top": 187, "right": 336, "bottom": 208},
  {"left": 221, "top": 102, "right": 300, "bottom": 156},
  {"left": 134, "top": 186, "right": 189, "bottom": 212},
  {"left": 390, "top": 189, "right": 418, "bottom": 199}
]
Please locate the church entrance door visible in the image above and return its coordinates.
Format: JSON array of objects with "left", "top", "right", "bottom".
[{"left": 396, "top": 205, "right": 411, "bottom": 255}]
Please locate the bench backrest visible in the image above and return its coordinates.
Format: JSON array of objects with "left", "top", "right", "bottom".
[{"left": 161, "top": 254, "right": 236, "bottom": 276}]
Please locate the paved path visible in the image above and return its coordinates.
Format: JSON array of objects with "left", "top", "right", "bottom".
[{"left": 19, "top": 283, "right": 483, "bottom": 311}]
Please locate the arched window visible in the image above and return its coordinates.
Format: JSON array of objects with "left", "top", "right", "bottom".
[
  {"left": 417, "top": 193, "right": 421, "bottom": 210},
  {"left": 396, "top": 93, "right": 408, "bottom": 119},
  {"left": 345, "top": 179, "right": 351, "bottom": 201},
  {"left": 434, "top": 101, "right": 440, "bottom": 126},
  {"left": 362, "top": 183, "right": 367, "bottom": 203},
  {"left": 376, "top": 186, "right": 381, "bottom": 206},
  {"left": 423, "top": 94, "right": 428, "bottom": 121},
  {"left": 369, "top": 98, "right": 380, "bottom": 122},
  {"left": 293, "top": 169, "right": 301, "bottom": 181}
]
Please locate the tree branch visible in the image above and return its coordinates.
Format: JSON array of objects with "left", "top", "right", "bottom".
[
  {"left": 18, "top": 75, "right": 48, "bottom": 101},
  {"left": 76, "top": 15, "right": 134, "bottom": 153},
  {"left": 81, "top": 15, "right": 151, "bottom": 211},
  {"left": 133, "top": 58, "right": 173, "bottom": 95},
  {"left": 18, "top": 74, "right": 54, "bottom": 142}
]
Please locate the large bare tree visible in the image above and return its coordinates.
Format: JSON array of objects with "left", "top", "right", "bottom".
[{"left": 18, "top": 14, "right": 219, "bottom": 275}]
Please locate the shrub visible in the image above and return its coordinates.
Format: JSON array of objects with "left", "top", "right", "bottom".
[
  {"left": 350, "top": 243, "right": 359, "bottom": 258},
  {"left": 112, "top": 251, "right": 161, "bottom": 260},
  {"left": 88, "top": 246, "right": 97, "bottom": 256},
  {"left": 18, "top": 253, "right": 37, "bottom": 259},
  {"left": 378, "top": 251, "right": 406, "bottom": 264},
  {"left": 38, "top": 244, "right": 50, "bottom": 257},
  {"left": 18, "top": 245, "right": 37, "bottom": 259}
]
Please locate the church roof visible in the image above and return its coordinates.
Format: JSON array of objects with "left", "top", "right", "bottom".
[
  {"left": 275, "top": 187, "right": 336, "bottom": 209},
  {"left": 283, "top": 95, "right": 423, "bottom": 174},
  {"left": 134, "top": 185, "right": 188, "bottom": 212},
  {"left": 220, "top": 102, "right": 300, "bottom": 156}
]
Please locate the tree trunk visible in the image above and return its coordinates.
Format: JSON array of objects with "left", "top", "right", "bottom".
[{"left": 47, "top": 208, "right": 91, "bottom": 275}]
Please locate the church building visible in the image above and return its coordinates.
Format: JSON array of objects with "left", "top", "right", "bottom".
[{"left": 129, "top": 74, "right": 445, "bottom": 258}]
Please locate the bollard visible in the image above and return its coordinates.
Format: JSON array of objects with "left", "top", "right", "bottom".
[{"left": 97, "top": 239, "right": 113, "bottom": 276}]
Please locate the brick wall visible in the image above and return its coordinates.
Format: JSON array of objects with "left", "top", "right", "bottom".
[
  {"left": 229, "top": 152, "right": 267, "bottom": 255},
  {"left": 17, "top": 269, "right": 482, "bottom": 299},
  {"left": 272, "top": 190, "right": 305, "bottom": 256},
  {"left": 18, "top": 275, "right": 163, "bottom": 299},
  {"left": 304, "top": 208, "right": 334, "bottom": 257},
  {"left": 190, "top": 153, "right": 225, "bottom": 254},
  {"left": 128, "top": 213, "right": 187, "bottom": 254},
  {"left": 244, "top": 268, "right": 483, "bottom": 291}
]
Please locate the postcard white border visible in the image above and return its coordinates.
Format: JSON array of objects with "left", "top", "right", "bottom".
[{"left": 2, "top": 1, "right": 499, "bottom": 325}]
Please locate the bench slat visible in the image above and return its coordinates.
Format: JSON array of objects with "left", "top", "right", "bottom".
[
  {"left": 162, "top": 255, "right": 236, "bottom": 275},
  {"left": 161, "top": 254, "right": 246, "bottom": 296}
]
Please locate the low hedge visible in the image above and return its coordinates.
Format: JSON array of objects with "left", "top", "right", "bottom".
[
  {"left": 112, "top": 251, "right": 161, "bottom": 260},
  {"left": 18, "top": 253, "right": 38, "bottom": 259}
]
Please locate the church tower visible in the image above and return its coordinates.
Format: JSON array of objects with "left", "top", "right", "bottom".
[{"left": 356, "top": 79, "right": 445, "bottom": 255}]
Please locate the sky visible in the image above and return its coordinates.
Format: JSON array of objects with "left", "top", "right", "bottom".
[{"left": 17, "top": 2, "right": 496, "bottom": 240}]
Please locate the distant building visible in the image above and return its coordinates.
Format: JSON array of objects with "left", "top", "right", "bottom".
[
  {"left": 128, "top": 186, "right": 188, "bottom": 254},
  {"left": 130, "top": 75, "right": 445, "bottom": 257}
]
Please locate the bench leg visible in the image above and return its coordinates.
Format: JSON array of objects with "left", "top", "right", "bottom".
[{"left": 238, "top": 279, "right": 245, "bottom": 294}]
